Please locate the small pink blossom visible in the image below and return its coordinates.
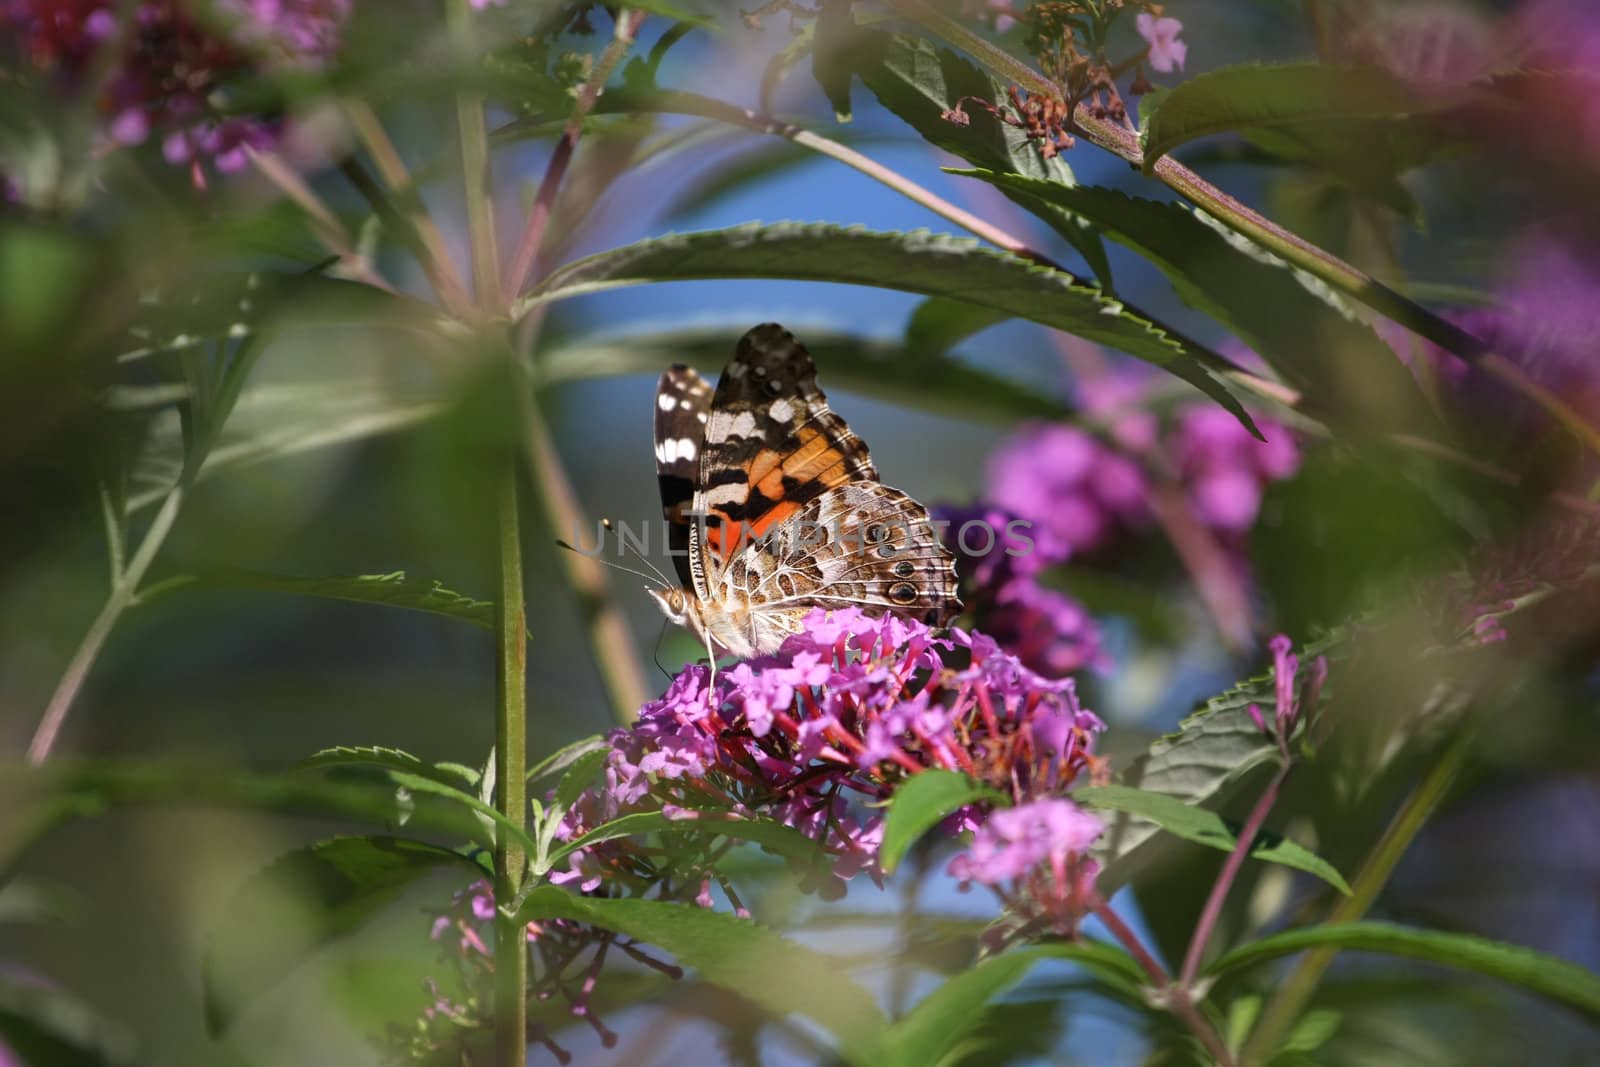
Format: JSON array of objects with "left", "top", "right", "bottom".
[{"left": 1136, "top": 13, "right": 1188, "bottom": 73}]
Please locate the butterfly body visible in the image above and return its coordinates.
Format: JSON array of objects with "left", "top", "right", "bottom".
[{"left": 651, "top": 323, "right": 960, "bottom": 661}]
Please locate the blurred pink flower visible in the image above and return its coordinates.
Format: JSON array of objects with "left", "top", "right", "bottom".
[{"left": 1136, "top": 13, "right": 1187, "bottom": 73}]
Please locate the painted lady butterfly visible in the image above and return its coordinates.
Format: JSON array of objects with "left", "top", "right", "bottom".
[{"left": 648, "top": 323, "right": 961, "bottom": 661}]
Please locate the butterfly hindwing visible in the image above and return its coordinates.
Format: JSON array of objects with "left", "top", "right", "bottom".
[
  {"left": 654, "top": 363, "right": 713, "bottom": 590},
  {"left": 695, "top": 323, "right": 876, "bottom": 575}
]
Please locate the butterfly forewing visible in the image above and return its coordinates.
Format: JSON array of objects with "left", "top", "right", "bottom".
[{"left": 654, "top": 363, "right": 713, "bottom": 591}]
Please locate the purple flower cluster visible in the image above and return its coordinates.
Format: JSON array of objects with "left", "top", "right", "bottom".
[
  {"left": 948, "top": 796, "right": 1105, "bottom": 938},
  {"left": 985, "top": 377, "right": 1299, "bottom": 562},
  {"left": 936, "top": 503, "right": 1107, "bottom": 679},
  {"left": 2, "top": 0, "right": 349, "bottom": 188},
  {"left": 551, "top": 607, "right": 1106, "bottom": 901}
]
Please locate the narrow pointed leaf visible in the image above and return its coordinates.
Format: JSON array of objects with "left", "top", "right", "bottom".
[
  {"left": 1206, "top": 922, "right": 1600, "bottom": 1021},
  {"left": 520, "top": 222, "right": 1255, "bottom": 431},
  {"left": 1077, "top": 784, "right": 1350, "bottom": 894},
  {"left": 136, "top": 570, "right": 494, "bottom": 629},
  {"left": 547, "top": 810, "right": 827, "bottom": 868},
  {"left": 879, "top": 769, "right": 1004, "bottom": 875}
]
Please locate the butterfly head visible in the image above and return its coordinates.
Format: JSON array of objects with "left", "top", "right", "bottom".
[{"left": 647, "top": 585, "right": 695, "bottom": 628}]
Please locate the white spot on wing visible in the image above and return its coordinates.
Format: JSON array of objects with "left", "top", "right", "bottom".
[
  {"left": 658, "top": 392, "right": 677, "bottom": 411},
  {"left": 676, "top": 438, "right": 696, "bottom": 461},
  {"left": 726, "top": 411, "right": 757, "bottom": 438},
  {"left": 766, "top": 397, "right": 794, "bottom": 423}
]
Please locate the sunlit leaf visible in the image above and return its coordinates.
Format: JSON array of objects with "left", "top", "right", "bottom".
[
  {"left": 547, "top": 810, "right": 827, "bottom": 869},
  {"left": 527, "top": 735, "right": 608, "bottom": 785},
  {"left": 513, "top": 886, "right": 888, "bottom": 1064},
  {"left": 1077, "top": 784, "right": 1350, "bottom": 894},
  {"left": 521, "top": 222, "right": 1255, "bottom": 432},
  {"left": 878, "top": 769, "right": 1003, "bottom": 875},
  {"left": 1207, "top": 922, "right": 1600, "bottom": 1021},
  {"left": 203, "top": 835, "right": 480, "bottom": 1033}
]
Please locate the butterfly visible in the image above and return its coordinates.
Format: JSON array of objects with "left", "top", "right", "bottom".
[{"left": 648, "top": 323, "right": 961, "bottom": 664}]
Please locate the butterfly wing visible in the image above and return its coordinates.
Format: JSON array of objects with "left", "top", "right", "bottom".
[
  {"left": 655, "top": 363, "right": 714, "bottom": 591},
  {"left": 694, "top": 323, "right": 876, "bottom": 582},
  {"left": 714, "top": 480, "right": 962, "bottom": 651}
]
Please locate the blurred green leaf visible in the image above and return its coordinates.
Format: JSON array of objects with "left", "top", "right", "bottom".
[
  {"left": 1078, "top": 784, "right": 1349, "bottom": 894},
  {"left": 538, "top": 323, "right": 1071, "bottom": 423},
  {"left": 296, "top": 745, "right": 479, "bottom": 792},
  {"left": 0, "top": 975, "right": 136, "bottom": 1067},
  {"left": 935, "top": 998, "right": 1064, "bottom": 1067},
  {"left": 547, "top": 810, "right": 828, "bottom": 869},
  {"left": 853, "top": 33, "right": 1112, "bottom": 285},
  {"left": 522, "top": 222, "right": 1255, "bottom": 432},
  {"left": 527, "top": 735, "right": 608, "bottom": 785},
  {"left": 880, "top": 942, "right": 1147, "bottom": 1067},
  {"left": 1207, "top": 922, "right": 1600, "bottom": 1022},
  {"left": 879, "top": 769, "right": 1002, "bottom": 875},
  {"left": 946, "top": 171, "right": 1432, "bottom": 432},
  {"left": 1140, "top": 63, "right": 1454, "bottom": 171},
  {"left": 135, "top": 571, "right": 494, "bottom": 630},
  {"left": 902, "top": 298, "right": 1007, "bottom": 356},
  {"left": 1098, "top": 631, "right": 1345, "bottom": 892},
  {"left": 513, "top": 886, "right": 888, "bottom": 1065},
  {"left": 552, "top": 748, "right": 610, "bottom": 813},
  {"left": 1279, "top": 1008, "right": 1343, "bottom": 1055},
  {"left": 203, "top": 835, "right": 480, "bottom": 1034}
]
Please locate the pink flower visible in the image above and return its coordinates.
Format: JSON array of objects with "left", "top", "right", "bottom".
[{"left": 1136, "top": 12, "right": 1188, "bottom": 73}]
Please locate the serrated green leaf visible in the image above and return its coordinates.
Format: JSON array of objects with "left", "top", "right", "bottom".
[
  {"left": 552, "top": 748, "right": 610, "bottom": 813},
  {"left": 1207, "top": 922, "right": 1600, "bottom": 1022},
  {"left": 547, "top": 810, "right": 827, "bottom": 869},
  {"left": 520, "top": 222, "right": 1254, "bottom": 431},
  {"left": 1098, "top": 630, "right": 1345, "bottom": 893},
  {"left": 880, "top": 942, "right": 1148, "bottom": 1067},
  {"left": 0, "top": 974, "right": 136, "bottom": 1066},
  {"left": 135, "top": 571, "right": 494, "bottom": 629},
  {"left": 854, "top": 33, "right": 1111, "bottom": 285},
  {"left": 372, "top": 771, "right": 538, "bottom": 858},
  {"left": 1141, "top": 63, "right": 1457, "bottom": 170},
  {"left": 203, "top": 835, "right": 480, "bottom": 1034},
  {"left": 513, "top": 886, "right": 888, "bottom": 1064},
  {"left": 946, "top": 171, "right": 1432, "bottom": 432},
  {"left": 538, "top": 324, "right": 1071, "bottom": 423},
  {"left": 1077, "top": 784, "right": 1350, "bottom": 894},
  {"left": 879, "top": 769, "right": 1003, "bottom": 875},
  {"left": 295, "top": 746, "right": 477, "bottom": 794}
]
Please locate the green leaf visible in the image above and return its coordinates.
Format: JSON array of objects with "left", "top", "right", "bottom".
[
  {"left": 513, "top": 886, "right": 889, "bottom": 1064},
  {"left": 1077, "top": 784, "right": 1349, "bottom": 894},
  {"left": 854, "top": 33, "right": 1111, "bottom": 285},
  {"left": 552, "top": 748, "right": 610, "bottom": 813},
  {"left": 879, "top": 769, "right": 1003, "bottom": 875},
  {"left": 366, "top": 770, "right": 539, "bottom": 859},
  {"left": 203, "top": 835, "right": 480, "bottom": 1033},
  {"left": 134, "top": 570, "right": 494, "bottom": 629},
  {"left": 547, "top": 810, "right": 827, "bottom": 868},
  {"left": 1097, "top": 630, "right": 1345, "bottom": 892},
  {"left": 946, "top": 170, "right": 1432, "bottom": 431},
  {"left": 881, "top": 942, "right": 1148, "bottom": 1067},
  {"left": 903, "top": 298, "right": 1008, "bottom": 356},
  {"left": 538, "top": 323, "right": 1071, "bottom": 423},
  {"left": 295, "top": 745, "right": 476, "bottom": 791},
  {"left": 527, "top": 735, "right": 608, "bottom": 784},
  {"left": 1207, "top": 922, "right": 1600, "bottom": 1022},
  {"left": 521, "top": 223, "right": 1254, "bottom": 431},
  {"left": 0, "top": 975, "right": 136, "bottom": 1066},
  {"left": 1141, "top": 63, "right": 1456, "bottom": 171},
  {"left": 1279, "top": 1008, "right": 1342, "bottom": 1055}
]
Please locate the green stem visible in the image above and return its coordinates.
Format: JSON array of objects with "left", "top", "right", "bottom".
[
  {"left": 27, "top": 482, "right": 186, "bottom": 764},
  {"left": 882, "top": 0, "right": 1600, "bottom": 457},
  {"left": 1241, "top": 729, "right": 1474, "bottom": 1065},
  {"left": 492, "top": 441, "right": 529, "bottom": 1067}
]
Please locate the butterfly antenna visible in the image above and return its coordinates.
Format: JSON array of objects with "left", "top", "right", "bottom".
[
  {"left": 600, "top": 517, "right": 677, "bottom": 588},
  {"left": 553, "top": 538, "right": 668, "bottom": 587}
]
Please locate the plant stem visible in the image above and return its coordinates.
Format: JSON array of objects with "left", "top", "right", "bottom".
[
  {"left": 504, "top": 9, "right": 646, "bottom": 306},
  {"left": 27, "top": 483, "right": 186, "bottom": 764},
  {"left": 882, "top": 0, "right": 1600, "bottom": 458},
  {"left": 448, "top": 2, "right": 525, "bottom": 1061},
  {"left": 1179, "top": 762, "right": 1291, "bottom": 986},
  {"left": 1092, "top": 897, "right": 1237, "bottom": 1066},
  {"left": 1241, "top": 729, "right": 1473, "bottom": 1065},
  {"left": 492, "top": 438, "right": 529, "bottom": 1067}
]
